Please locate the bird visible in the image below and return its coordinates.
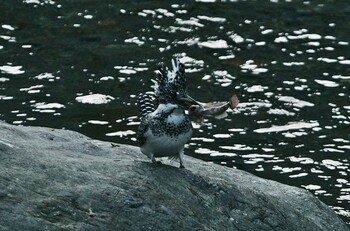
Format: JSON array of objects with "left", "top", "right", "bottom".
[{"left": 136, "top": 58, "right": 198, "bottom": 168}]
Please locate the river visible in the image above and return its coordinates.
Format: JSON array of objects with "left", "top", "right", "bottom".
[{"left": 0, "top": 0, "right": 349, "bottom": 225}]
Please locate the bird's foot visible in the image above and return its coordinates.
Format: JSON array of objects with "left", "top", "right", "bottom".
[
  {"left": 179, "top": 156, "right": 185, "bottom": 169},
  {"left": 151, "top": 157, "right": 162, "bottom": 165}
]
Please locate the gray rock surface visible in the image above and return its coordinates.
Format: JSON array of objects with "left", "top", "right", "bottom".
[{"left": 0, "top": 121, "right": 348, "bottom": 231}]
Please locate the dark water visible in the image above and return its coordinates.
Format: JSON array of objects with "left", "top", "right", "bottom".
[{"left": 1, "top": 0, "right": 349, "bottom": 225}]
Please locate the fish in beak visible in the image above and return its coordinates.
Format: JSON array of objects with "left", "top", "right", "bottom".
[
  {"left": 175, "top": 93, "right": 200, "bottom": 109},
  {"left": 188, "top": 94, "right": 239, "bottom": 121}
]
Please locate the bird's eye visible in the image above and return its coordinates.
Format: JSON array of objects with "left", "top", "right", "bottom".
[{"left": 169, "top": 90, "right": 177, "bottom": 98}]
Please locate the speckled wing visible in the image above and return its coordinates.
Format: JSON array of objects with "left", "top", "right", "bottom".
[
  {"left": 136, "top": 115, "right": 150, "bottom": 146},
  {"left": 137, "top": 92, "right": 156, "bottom": 118},
  {"left": 136, "top": 92, "right": 156, "bottom": 146}
]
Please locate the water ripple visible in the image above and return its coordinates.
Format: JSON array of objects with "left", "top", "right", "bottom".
[{"left": 1, "top": 0, "right": 350, "bottom": 225}]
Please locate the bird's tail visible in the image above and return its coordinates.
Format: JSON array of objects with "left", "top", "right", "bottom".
[{"left": 137, "top": 92, "right": 156, "bottom": 117}]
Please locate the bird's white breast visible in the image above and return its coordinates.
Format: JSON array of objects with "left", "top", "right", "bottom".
[
  {"left": 166, "top": 108, "right": 186, "bottom": 125},
  {"left": 141, "top": 128, "right": 192, "bottom": 158}
]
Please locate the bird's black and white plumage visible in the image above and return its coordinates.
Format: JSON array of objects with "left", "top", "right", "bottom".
[{"left": 136, "top": 58, "right": 198, "bottom": 168}]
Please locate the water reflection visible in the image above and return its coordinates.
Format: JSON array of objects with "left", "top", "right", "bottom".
[
  {"left": 254, "top": 121, "right": 319, "bottom": 134},
  {"left": 75, "top": 94, "right": 115, "bottom": 104},
  {"left": 0, "top": 65, "right": 25, "bottom": 75},
  {"left": 1, "top": 0, "right": 349, "bottom": 225}
]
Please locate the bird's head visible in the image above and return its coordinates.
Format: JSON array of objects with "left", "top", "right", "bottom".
[{"left": 152, "top": 58, "right": 199, "bottom": 108}]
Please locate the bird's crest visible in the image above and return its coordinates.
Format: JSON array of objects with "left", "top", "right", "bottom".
[{"left": 151, "top": 57, "right": 188, "bottom": 102}]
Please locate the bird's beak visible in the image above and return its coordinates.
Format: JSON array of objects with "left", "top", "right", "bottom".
[{"left": 176, "top": 94, "right": 200, "bottom": 109}]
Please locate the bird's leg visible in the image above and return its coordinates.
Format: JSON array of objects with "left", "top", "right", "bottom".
[
  {"left": 179, "top": 151, "right": 185, "bottom": 169},
  {"left": 151, "top": 155, "right": 162, "bottom": 165},
  {"left": 179, "top": 162, "right": 185, "bottom": 169}
]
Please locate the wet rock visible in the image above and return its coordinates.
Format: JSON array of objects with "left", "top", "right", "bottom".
[{"left": 0, "top": 121, "right": 348, "bottom": 231}]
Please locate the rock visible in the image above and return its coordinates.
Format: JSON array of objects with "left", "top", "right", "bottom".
[{"left": 0, "top": 121, "right": 348, "bottom": 231}]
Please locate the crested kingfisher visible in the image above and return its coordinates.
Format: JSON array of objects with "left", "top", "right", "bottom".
[{"left": 136, "top": 58, "right": 198, "bottom": 168}]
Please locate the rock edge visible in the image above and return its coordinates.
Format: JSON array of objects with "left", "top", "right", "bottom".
[{"left": 0, "top": 121, "right": 348, "bottom": 231}]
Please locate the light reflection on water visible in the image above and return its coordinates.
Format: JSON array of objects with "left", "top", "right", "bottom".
[{"left": 0, "top": 0, "right": 349, "bottom": 225}]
